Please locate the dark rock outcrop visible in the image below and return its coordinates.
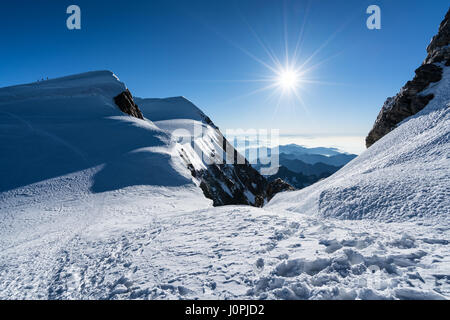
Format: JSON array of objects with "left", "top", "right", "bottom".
[
  {"left": 134, "top": 95, "right": 291, "bottom": 207},
  {"left": 366, "top": 9, "right": 450, "bottom": 148},
  {"left": 114, "top": 89, "right": 144, "bottom": 119},
  {"left": 266, "top": 178, "right": 295, "bottom": 202},
  {"left": 180, "top": 132, "right": 269, "bottom": 207},
  {"left": 179, "top": 125, "right": 293, "bottom": 207},
  {"left": 424, "top": 9, "right": 450, "bottom": 66},
  {"left": 195, "top": 163, "right": 268, "bottom": 207}
]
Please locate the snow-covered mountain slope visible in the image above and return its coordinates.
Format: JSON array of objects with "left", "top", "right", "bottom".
[
  {"left": 0, "top": 71, "right": 448, "bottom": 300},
  {"left": 1, "top": 10, "right": 449, "bottom": 298},
  {"left": 268, "top": 59, "right": 450, "bottom": 223},
  {"left": 269, "top": 10, "right": 450, "bottom": 221},
  {"left": 0, "top": 69, "right": 277, "bottom": 209},
  {"left": 0, "top": 70, "right": 211, "bottom": 204},
  {"left": 268, "top": 66, "right": 450, "bottom": 222},
  {"left": 136, "top": 96, "right": 223, "bottom": 174},
  {"left": 136, "top": 96, "right": 275, "bottom": 206},
  {"left": 367, "top": 9, "right": 450, "bottom": 148}
]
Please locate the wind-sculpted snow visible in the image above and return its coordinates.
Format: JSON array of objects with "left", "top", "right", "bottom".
[{"left": 268, "top": 67, "right": 450, "bottom": 222}]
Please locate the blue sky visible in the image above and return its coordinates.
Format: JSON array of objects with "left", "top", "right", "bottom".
[{"left": 0, "top": 0, "right": 448, "bottom": 153}]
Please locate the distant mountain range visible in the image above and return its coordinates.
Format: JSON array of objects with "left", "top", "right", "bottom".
[{"left": 248, "top": 145, "right": 357, "bottom": 189}]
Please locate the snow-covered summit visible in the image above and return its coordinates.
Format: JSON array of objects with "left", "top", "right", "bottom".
[{"left": 0, "top": 70, "right": 127, "bottom": 104}]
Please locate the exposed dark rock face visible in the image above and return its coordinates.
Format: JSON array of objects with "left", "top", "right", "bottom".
[
  {"left": 424, "top": 9, "right": 450, "bottom": 66},
  {"left": 366, "top": 9, "right": 449, "bottom": 148},
  {"left": 114, "top": 89, "right": 144, "bottom": 119},
  {"left": 179, "top": 126, "right": 293, "bottom": 207},
  {"left": 365, "top": 66, "right": 441, "bottom": 148},
  {"left": 181, "top": 137, "right": 267, "bottom": 207},
  {"left": 266, "top": 178, "right": 295, "bottom": 202},
  {"left": 133, "top": 95, "right": 291, "bottom": 207},
  {"left": 195, "top": 163, "right": 268, "bottom": 207}
]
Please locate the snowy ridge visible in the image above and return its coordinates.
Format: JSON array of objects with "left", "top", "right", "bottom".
[
  {"left": 137, "top": 96, "right": 268, "bottom": 206},
  {"left": 0, "top": 71, "right": 126, "bottom": 104},
  {"left": 268, "top": 66, "right": 450, "bottom": 222}
]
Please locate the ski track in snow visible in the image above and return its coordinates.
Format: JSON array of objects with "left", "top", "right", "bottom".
[{"left": 0, "top": 189, "right": 448, "bottom": 300}]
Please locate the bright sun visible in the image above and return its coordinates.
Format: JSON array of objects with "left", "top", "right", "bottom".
[{"left": 276, "top": 68, "right": 299, "bottom": 91}]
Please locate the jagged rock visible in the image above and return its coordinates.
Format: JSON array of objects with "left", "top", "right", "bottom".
[
  {"left": 114, "top": 89, "right": 144, "bottom": 119},
  {"left": 266, "top": 178, "right": 295, "bottom": 202},
  {"left": 424, "top": 9, "right": 450, "bottom": 65},
  {"left": 366, "top": 9, "right": 449, "bottom": 148},
  {"left": 186, "top": 132, "right": 268, "bottom": 207},
  {"left": 196, "top": 163, "right": 268, "bottom": 207}
]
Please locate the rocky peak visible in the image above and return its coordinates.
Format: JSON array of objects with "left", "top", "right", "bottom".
[
  {"left": 114, "top": 89, "right": 144, "bottom": 119},
  {"left": 366, "top": 8, "right": 450, "bottom": 148}
]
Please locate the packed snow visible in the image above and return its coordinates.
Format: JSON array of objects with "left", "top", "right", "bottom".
[
  {"left": 0, "top": 70, "right": 448, "bottom": 300},
  {"left": 1, "top": 197, "right": 448, "bottom": 299}
]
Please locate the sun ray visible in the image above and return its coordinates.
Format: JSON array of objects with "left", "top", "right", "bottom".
[
  {"left": 187, "top": 10, "right": 280, "bottom": 75},
  {"left": 236, "top": 8, "right": 283, "bottom": 71},
  {"left": 292, "top": 0, "right": 312, "bottom": 63},
  {"left": 298, "top": 49, "right": 346, "bottom": 76},
  {"left": 298, "top": 16, "right": 353, "bottom": 71},
  {"left": 283, "top": 0, "right": 289, "bottom": 67},
  {"left": 216, "top": 82, "right": 279, "bottom": 106},
  {"left": 292, "top": 86, "right": 309, "bottom": 114}
]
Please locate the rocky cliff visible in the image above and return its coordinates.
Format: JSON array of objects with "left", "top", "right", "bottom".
[
  {"left": 135, "top": 96, "right": 294, "bottom": 207},
  {"left": 189, "top": 136, "right": 294, "bottom": 207},
  {"left": 366, "top": 9, "right": 450, "bottom": 148}
]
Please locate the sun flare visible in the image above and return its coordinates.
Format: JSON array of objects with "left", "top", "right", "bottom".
[{"left": 276, "top": 68, "right": 299, "bottom": 91}]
